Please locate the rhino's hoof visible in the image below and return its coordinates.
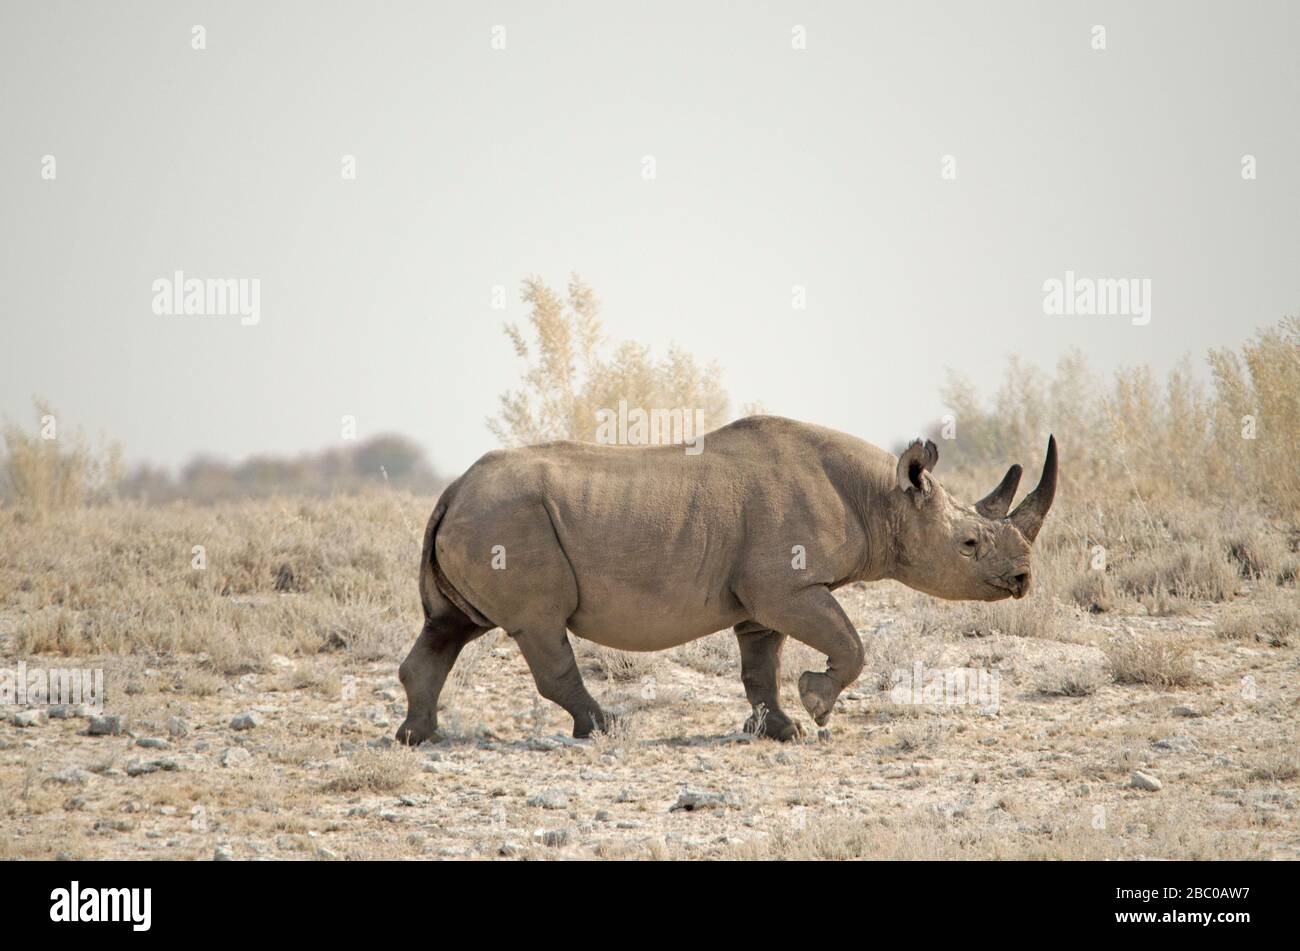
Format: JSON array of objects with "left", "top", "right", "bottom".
[
  {"left": 395, "top": 715, "right": 437, "bottom": 747},
  {"left": 797, "top": 672, "right": 836, "bottom": 727},
  {"left": 574, "top": 709, "right": 615, "bottom": 739},
  {"left": 743, "top": 710, "right": 804, "bottom": 742}
]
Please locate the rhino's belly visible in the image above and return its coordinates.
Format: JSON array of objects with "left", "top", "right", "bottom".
[{"left": 566, "top": 595, "right": 746, "bottom": 652}]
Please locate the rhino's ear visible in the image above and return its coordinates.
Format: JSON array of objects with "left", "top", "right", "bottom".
[{"left": 896, "top": 439, "right": 938, "bottom": 508}]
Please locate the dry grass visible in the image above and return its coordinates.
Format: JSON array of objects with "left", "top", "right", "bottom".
[
  {"left": 1, "top": 399, "right": 122, "bottom": 513},
  {"left": 1, "top": 318, "right": 1298, "bottom": 860},
  {"left": 1216, "top": 600, "right": 1298, "bottom": 647},
  {"left": 321, "top": 748, "right": 418, "bottom": 794},
  {"left": 1035, "top": 662, "right": 1104, "bottom": 697},
  {"left": 1103, "top": 634, "right": 1200, "bottom": 688},
  {"left": 0, "top": 493, "right": 423, "bottom": 665}
]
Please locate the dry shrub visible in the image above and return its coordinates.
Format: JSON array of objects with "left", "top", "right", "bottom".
[
  {"left": 1225, "top": 525, "right": 1291, "bottom": 581},
  {"left": 0, "top": 492, "right": 425, "bottom": 661},
  {"left": 322, "top": 748, "right": 417, "bottom": 794},
  {"left": 1103, "top": 634, "right": 1199, "bottom": 688},
  {"left": 941, "top": 589, "right": 1062, "bottom": 641},
  {"left": 670, "top": 633, "right": 739, "bottom": 677},
  {"left": 1248, "top": 755, "right": 1299, "bottom": 783},
  {"left": 578, "top": 641, "right": 661, "bottom": 683},
  {"left": 1035, "top": 663, "right": 1103, "bottom": 697},
  {"left": 489, "top": 275, "right": 730, "bottom": 447},
  {"left": 935, "top": 317, "right": 1300, "bottom": 516},
  {"left": 1217, "top": 601, "right": 1298, "bottom": 647},
  {"left": 1069, "top": 569, "right": 1115, "bottom": 613},
  {"left": 1114, "top": 545, "right": 1239, "bottom": 604},
  {"left": 1, "top": 399, "right": 121, "bottom": 512}
]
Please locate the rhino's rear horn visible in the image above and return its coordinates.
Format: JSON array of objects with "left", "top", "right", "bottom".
[
  {"left": 1008, "top": 435, "right": 1057, "bottom": 542},
  {"left": 975, "top": 464, "right": 1023, "bottom": 519}
]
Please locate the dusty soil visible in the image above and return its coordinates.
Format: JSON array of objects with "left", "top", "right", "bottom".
[{"left": 3, "top": 581, "right": 1296, "bottom": 861}]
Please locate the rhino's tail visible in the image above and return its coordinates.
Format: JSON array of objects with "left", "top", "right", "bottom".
[{"left": 419, "top": 497, "right": 495, "bottom": 628}]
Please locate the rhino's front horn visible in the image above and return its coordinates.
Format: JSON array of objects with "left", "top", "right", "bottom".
[
  {"left": 1008, "top": 435, "right": 1057, "bottom": 542},
  {"left": 975, "top": 464, "right": 1023, "bottom": 519}
]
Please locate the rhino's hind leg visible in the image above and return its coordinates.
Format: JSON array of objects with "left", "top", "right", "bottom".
[
  {"left": 513, "top": 626, "right": 609, "bottom": 738},
  {"left": 735, "top": 623, "right": 802, "bottom": 741},
  {"left": 396, "top": 611, "right": 488, "bottom": 746},
  {"left": 749, "top": 586, "right": 864, "bottom": 728}
]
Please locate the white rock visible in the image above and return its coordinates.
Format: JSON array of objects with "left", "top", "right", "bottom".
[
  {"left": 1131, "top": 771, "right": 1163, "bottom": 791},
  {"left": 527, "top": 790, "right": 570, "bottom": 810},
  {"left": 220, "top": 747, "right": 252, "bottom": 768}
]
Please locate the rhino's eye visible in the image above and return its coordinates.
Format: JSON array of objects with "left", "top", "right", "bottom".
[{"left": 962, "top": 537, "right": 979, "bottom": 555}]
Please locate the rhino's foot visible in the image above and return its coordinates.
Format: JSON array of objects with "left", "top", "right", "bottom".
[
  {"left": 573, "top": 708, "right": 614, "bottom": 739},
  {"left": 395, "top": 714, "right": 438, "bottom": 747},
  {"left": 797, "top": 671, "right": 838, "bottom": 727},
  {"left": 743, "top": 708, "right": 804, "bottom": 742}
]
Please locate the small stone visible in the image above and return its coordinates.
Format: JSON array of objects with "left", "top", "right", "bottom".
[
  {"left": 527, "top": 790, "right": 570, "bottom": 810},
  {"left": 670, "top": 789, "right": 737, "bottom": 812},
  {"left": 1131, "top": 770, "right": 1163, "bottom": 791},
  {"left": 533, "top": 828, "right": 570, "bottom": 848},
  {"left": 168, "top": 717, "right": 189, "bottom": 737},
  {"left": 159, "top": 806, "right": 177, "bottom": 816},
  {"left": 126, "top": 758, "right": 178, "bottom": 776},
  {"left": 51, "top": 768, "right": 92, "bottom": 786},
  {"left": 14, "top": 710, "right": 47, "bottom": 728},
  {"left": 64, "top": 796, "right": 87, "bottom": 811},
  {"left": 1154, "top": 735, "right": 1198, "bottom": 753},
  {"left": 213, "top": 845, "right": 234, "bottom": 861},
  {"left": 136, "top": 737, "right": 170, "bottom": 749},
  {"left": 316, "top": 847, "right": 340, "bottom": 861},
  {"left": 220, "top": 747, "right": 252, "bottom": 768},
  {"left": 49, "top": 705, "right": 83, "bottom": 719},
  {"left": 229, "top": 712, "right": 262, "bottom": 731},
  {"left": 594, "top": 809, "right": 611, "bottom": 821},
  {"left": 95, "top": 818, "right": 137, "bottom": 833},
  {"left": 1171, "top": 705, "right": 1201, "bottom": 718},
  {"left": 498, "top": 841, "right": 525, "bottom": 857},
  {"left": 87, "top": 715, "right": 126, "bottom": 736}
]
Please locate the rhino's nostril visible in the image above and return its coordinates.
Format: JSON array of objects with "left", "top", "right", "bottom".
[{"left": 1012, "top": 572, "right": 1029, "bottom": 592}]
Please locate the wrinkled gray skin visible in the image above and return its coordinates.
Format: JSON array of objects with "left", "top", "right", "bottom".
[{"left": 397, "top": 416, "right": 1057, "bottom": 744}]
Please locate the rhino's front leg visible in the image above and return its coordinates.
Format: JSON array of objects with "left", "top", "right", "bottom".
[
  {"left": 735, "top": 622, "right": 803, "bottom": 741},
  {"left": 748, "top": 585, "right": 864, "bottom": 728},
  {"left": 512, "top": 626, "right": 610, "bottom": 738}
]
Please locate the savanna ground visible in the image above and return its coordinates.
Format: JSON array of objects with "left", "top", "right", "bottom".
[
  {"left": 2, "top": 303, "right": 1297, "bottom": 860},
  {"left": 1, "top": 486, "right": 1296, "bottom": 861}
]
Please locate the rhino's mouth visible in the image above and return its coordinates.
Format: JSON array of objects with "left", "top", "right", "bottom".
[{"left": 987, "top": 576, "right": 1029, "bottom": 600}]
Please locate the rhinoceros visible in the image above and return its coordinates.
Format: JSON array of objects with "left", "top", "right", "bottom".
[{"left": 397, "top": 416, "right": 1056, "bottom": 744}]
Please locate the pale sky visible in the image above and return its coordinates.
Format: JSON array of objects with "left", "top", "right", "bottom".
[{"left": 2, "top": 1, "right": 1297, "bottom": 475}]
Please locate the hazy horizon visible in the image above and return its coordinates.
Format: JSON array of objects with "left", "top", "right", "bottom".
[{"left": 3, "top": 1, "right": 1297, "bottom": 476}]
